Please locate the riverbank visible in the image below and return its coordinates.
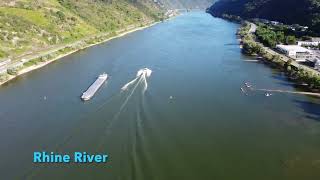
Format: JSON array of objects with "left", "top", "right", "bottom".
[
  {"left": 237, "top": 22, "right": 320, "bottom": 92},
  {"left": 0, "top": 21, "right": 160, "bottom": 86},
  {"left": 2, "top": 12, "right": 320, "bottom": 179}
]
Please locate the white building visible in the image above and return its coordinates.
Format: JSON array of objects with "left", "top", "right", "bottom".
[
  {"left": 312, "top": 37, "right": 320, "bottom": 42},
  {"left": 297, "top": 37, "right": 320, "bottom": 47},
  {"left": 270, "top": 21, "right": 280, "bottom": 25},
  {"left": 297, "top": 41, "right": 320, "bottom": 47},
  {"left": 276, "top": 45, "right": 314, "bottom": 61}
]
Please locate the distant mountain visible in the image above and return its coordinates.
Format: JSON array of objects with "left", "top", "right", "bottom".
[
  {"left": 159, "top": 0, "right": 213, "bottom": 9},
  {"left": 208, "top": 0, "right": 320, "bottom": 34}
]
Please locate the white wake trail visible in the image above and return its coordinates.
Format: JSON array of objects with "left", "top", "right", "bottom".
[
  {"left": 121, "top": 77, "right": 139, "bottom": 91},
  {"left": 116, "top": 68, "right": 152, "bottom": 118},
  {"left": 121, "top": 68, "right": 152, "bottom": 92},
  {"left": 97, "top": 68, "right": 153, "bottom": 150}
]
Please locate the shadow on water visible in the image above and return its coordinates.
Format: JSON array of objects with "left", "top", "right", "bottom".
[
  {"left": 270, "top": 74, "right": 299, "bottom": 87},
  {"left": 293, "top": 99, "right": 320, "bottom": 121},
  {"left": 270, "top": 73, "right": 287, "bottom": 80},
  {"left": 224, "top": 43, "right": 239, "bottom": 46},
  {"left": 262, "top": 66, "right": 320, "bottom": 122},
  {"left": 269, "top": 69, "right": 315, "bottom": 90}
]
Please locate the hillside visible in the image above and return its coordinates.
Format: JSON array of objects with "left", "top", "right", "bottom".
[
  {"left": 208, "top": 0, "right": 320, "bottom": 34},
  {"left": 0, "top": 0, "right": 163, "bottom": 60}
]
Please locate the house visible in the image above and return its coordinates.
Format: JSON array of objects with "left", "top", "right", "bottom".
[
  {"left": 270, "top": 21, "right": 280, "bottom": 25},
  {"left": 276, "top": 45, "right": 314, "bottom": 61},
  {"left": 298, "top": 41, "right": 320, "bottom": 47},
  {"left": 297, "top": 37, "right": 320, "bottom": 47},
  {"left": 286, "top": 24, "right": 308, "bottom": 32},
  {"left": 311, "top": 37, "right": 320, "bottom": 42}
]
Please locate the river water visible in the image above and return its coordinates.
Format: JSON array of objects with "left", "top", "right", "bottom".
[{"left": 0, "top": 12, "right": 319, "bottom": 179}]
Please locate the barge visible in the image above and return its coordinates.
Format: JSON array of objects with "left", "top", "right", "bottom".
[{"left": 81, "top": 73, "right": 108, "bottom": 101}]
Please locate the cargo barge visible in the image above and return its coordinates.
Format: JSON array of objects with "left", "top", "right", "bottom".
[{"left": 81, "top": 73, "right": 108, "bottom": 101}]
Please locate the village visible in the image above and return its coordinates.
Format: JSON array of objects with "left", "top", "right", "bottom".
[{"left": 251, "top": 18, "right": 320, "bottom": 71}]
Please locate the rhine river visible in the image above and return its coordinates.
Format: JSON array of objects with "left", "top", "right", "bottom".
[{"left": 0, "top": 12, "right": 319, "bottom": 179}]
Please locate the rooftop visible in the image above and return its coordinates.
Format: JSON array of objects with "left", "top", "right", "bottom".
[
  {"left": 311, "top": 37, "right": 320, "bottom": 42},
  {"left": 276, "top": 45, "right": 312, "bottom": 53}
]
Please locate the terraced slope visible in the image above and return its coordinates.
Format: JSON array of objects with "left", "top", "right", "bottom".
[{"left": 0, "top": 0, "right": 163, "bottom": 59}]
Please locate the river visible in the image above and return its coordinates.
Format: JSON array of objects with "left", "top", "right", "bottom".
[{"left": 0, "top": 12, "right": 319, "bottom": 179}]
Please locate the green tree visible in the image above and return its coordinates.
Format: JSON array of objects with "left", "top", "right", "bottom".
[
  {"left": 56, "top": 11, "right": 65, "bottom": 21},
  {"left": 243, "top": 41, "right": 256, "bottom": 55},
  {"left": 276, "top": 31, "right": 285, "bottom": 43},
  {"left": 256, "top": 26, "right": 277, "bottom": 48},
  {"left": 286, "top": 36, "right": 296, "bottom": 45},
  {"left": 7, "top": 67, "right": 19, "bottom": 75}
]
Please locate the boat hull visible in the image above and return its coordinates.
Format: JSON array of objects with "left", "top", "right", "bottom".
[{"left": 81, "top": 74, "right": 108, "bottom": 101}]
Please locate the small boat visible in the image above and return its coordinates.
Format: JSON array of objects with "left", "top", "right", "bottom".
[
  {"left": 265, "top": 93, "right": 272, "bottom": 97},
  {"left": 81, "top": 73, "right": 108, "bottom": 101},
  {"left": 240, "top": 87, "right": 245, "bottom": 93},
  {"left": 244, "top": 82, "right": 253, "bottom": 89}
]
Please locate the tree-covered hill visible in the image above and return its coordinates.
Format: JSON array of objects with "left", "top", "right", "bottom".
[
  {"left": 208, "top": 0, "right": 320, "bottom": 34},
  {"left": 0, "top": 0, "right": 163, "bottom": 59}
]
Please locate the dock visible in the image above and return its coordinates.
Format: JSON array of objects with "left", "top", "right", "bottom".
[{"left": 81, "top": 73, "right": 108, "bottom": 101}]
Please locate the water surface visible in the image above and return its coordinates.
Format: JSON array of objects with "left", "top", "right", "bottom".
[{"left": 0, "top": 12, "right": 320, "bottom": 180}]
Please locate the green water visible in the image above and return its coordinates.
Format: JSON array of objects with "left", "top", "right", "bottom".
[{"left": 0, "top": 12, "right": 319, "bottom": 179}]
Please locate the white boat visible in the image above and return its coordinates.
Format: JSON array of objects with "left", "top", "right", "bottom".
[
  {"left": 240, "top": 87, "right": 245, "bottom": 93},
  {"left": 244, "top": 82, "right": 252, "bottom": 88},
  {"left": 265, "top": 93, "right": 272, "bottom": 97},
  {"left": 81, "top": 73, "right": 108, "bottom": 101}
]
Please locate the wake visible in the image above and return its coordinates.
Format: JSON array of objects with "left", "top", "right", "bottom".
[
  {"left": 25, "top": 68, "right": 153, "bottom": 179},
  {"left": 255, "top": 88, "right": 320, "bottom": 97},
  {"left": 121, "top": 68, "right": 152, "bottom": 93},
  {"left": 96, "top": 68, "right": 153, "bottom": 149},
  {"left": 114, "top": 68, "right": 152, "bottom": 119}
]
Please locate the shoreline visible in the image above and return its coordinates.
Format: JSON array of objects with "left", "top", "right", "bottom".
[
  {"left": 238, "top": 22, "right": 320, "bottom": 93},
  {"left": 0, "top": 21, "right": 160, "bottom": 86}
]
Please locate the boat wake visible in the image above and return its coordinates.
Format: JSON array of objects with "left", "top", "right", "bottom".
[
  {"left": 45, "top": 68, "right": 153, "bottom": 150},
  {"left": 114, "top": 68, "right": 152, "bottom": 120},
  {"left": 25, "top": 69, "right": 153, "bottom": 179},
  {"left": 121, "top": 68, "right": 152, "bottom": 93},
  {"left": 96, "top": 68, "right": 153, "bottom": 149},
  {"left": 255, "top": 88, "right": 320, "bottom": 97}
]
